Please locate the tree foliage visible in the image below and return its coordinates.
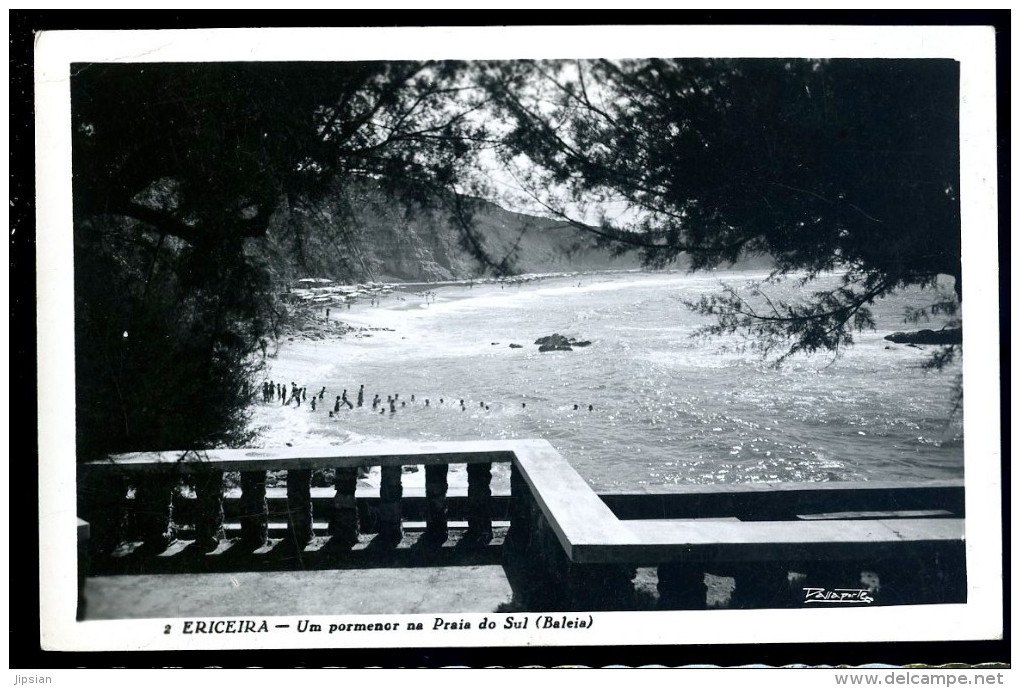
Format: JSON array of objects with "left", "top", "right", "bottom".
[
  {"left": 71, "top": 61, "right": 491, "bottom": 460},
  {"left": 481, "top": 58, "right": 962, "bottom": 366}
]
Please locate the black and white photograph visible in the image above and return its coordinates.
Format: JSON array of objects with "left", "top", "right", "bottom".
[{"left": 30, "top": 22, "right": 1003, "bottom": 663}]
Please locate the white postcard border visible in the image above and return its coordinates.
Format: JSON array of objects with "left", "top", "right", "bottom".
[{"left": 34, "top": 24, "right": 1003, "bottom": 652}]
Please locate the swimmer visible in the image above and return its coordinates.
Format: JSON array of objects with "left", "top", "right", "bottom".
[
  {"left": 329, "top": 410, "right": 334, "bottom": 418},
  {"left": 485, "top": 405, "right": 490, "bottom": 411},
  {"left": 334, "top": 396, "right": 341, "bottom": 413},
  {"left": 401, "top": 401, "right": 406, "bottom": 408},
  {"left": 439, "top": 398, "right": 444, "bottom": 404},
  {"left": 425, "top": 399, "right": 430, "bottom": 406},
  {"left": 310, "top": 398, "right": 317, "bottom": 411},
  {"left": 411, "top": 394, "right": 415, "bottom": 402},
  {"left": 480, "top": 401, "right": 485, "bottom": 408},
  {"left": 588, "top": 404, "right": 594, "bottom": 412},
  {"left": 522, "top": 403, "right": 526, "bottom": 408},
  {"left": 573, "top": 404, "right": 579, "bottom": 410}
]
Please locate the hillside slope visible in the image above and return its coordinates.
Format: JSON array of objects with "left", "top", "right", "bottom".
[{"left": 363, "top": 198, "right": 644, "bottom": 282}]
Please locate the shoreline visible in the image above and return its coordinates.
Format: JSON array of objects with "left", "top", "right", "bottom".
[
  {"left": 277, "top": 270, "right": 588, "bottom": 342},
  {"left": 249, "top": 268, "right": 962, "bottom": 491}
]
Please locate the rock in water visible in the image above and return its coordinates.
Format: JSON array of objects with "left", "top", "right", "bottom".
[
  {"left": 535, "top": 332, "right": 592, "bottom": 352},
  {"left": 884, "top": 328, "right": 962, "bottom": 345}
]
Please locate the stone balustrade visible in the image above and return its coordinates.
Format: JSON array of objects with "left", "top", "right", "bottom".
[
  {"left": 82, "top": 441, "right": 517, "bottom": 554},
  {"left": 80, "top": 439, "right": 967, "bottom": 610}
]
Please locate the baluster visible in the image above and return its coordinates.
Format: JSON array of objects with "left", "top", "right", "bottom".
[
  {"left": 239, "top": 471, "right": 268, "bottom": 548},
  {"left": 80, "top": 471, "right": 126, "bottom": 556},
  {"left": 424, "top": 464, "right": 449, "bottom": 543},
  {"left": 931, "top": 545, "right": 967, "bottom": 603},
  {"left": 729, "top": 563, "right": 793, "bottom": 609},
  {"left": 466, "top": 462, "right": 492, "bottom": 545},
  {"left": 503, "top": 462, "right": 533, "bottom": 560},
  {"left": 378, "top": 465, "right": 403, "bottom": 543},
  {"left": 286, "top": 468, "right": 314, "bottom": 549},
  {"left": 193, "top": 469, "right": 225, "bottom": 552},
  {"left": 134, "top": 473, "right": 176, "bottom": 551},
  {"left": 502, "top": 464, "right": 542, "bottom": 607},
  {"left": 329, "top": 466, "right": 360, "bottom": 547},
  {"left": 656, "top": 563, "right": 708, "bottom": 609}
]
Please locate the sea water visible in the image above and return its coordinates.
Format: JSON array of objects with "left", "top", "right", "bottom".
[{"left": 251, "top": 270, "right": 963, "bottom": 491}]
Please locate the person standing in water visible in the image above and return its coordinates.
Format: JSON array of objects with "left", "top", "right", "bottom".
[
  {"left": 342, "top": 389, "right": 353, "bottom": 409},
  {"left": 334, "top": 396, "right": 341, "bottom": 413},
  {"left": 357, "top": 385, "right": 364, "bottom": 407}
]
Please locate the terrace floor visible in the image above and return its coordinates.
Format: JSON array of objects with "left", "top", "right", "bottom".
[
  {"left": 82, "top": 530, "right": 517, "bottom": 620},
  {"left": 85, "top": 566, "right": 514, "bottom": 619}
]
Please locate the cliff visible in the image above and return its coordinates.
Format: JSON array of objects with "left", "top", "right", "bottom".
[
  {"left": 356, "top": 197, "right": 644, "bottom": 283},
  {"left": 258, "top": 189, "right": 643, "bottom": 285}
]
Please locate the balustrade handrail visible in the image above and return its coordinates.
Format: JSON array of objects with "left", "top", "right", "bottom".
[{"left": 83, "top": 439, "right": 526, "bottom": 473}]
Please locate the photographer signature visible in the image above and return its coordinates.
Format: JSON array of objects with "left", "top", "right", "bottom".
[{"left": 803, "top": 587, "right": 875, "bottom": 604}]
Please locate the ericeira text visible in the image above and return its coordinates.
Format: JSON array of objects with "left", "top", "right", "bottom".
[{"left": 181, "top": 620, "right": 270, "bottom": 633}]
